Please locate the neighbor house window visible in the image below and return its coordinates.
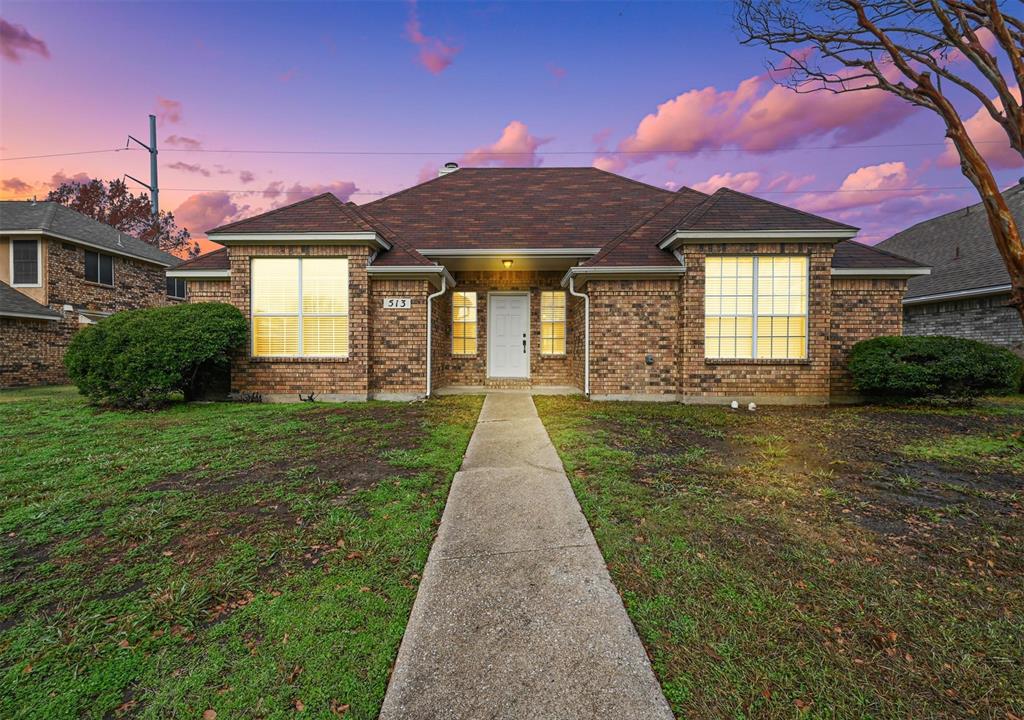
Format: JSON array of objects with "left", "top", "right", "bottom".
[
  {"left": 166, "top": 277, "right": 187, "bottom": 300},
  {"left": 85, "top": 250, "right": 114, "bottom": 286},
  {"left": 452, "top": 291, "right": 477, "bottom": 355},
  {"left": 11, "top": 239, "right": 40, "bottom": 286},
  {"left": 540, "top": 291, "right": 566, "bottom": 355},
  {"left": 251, "top": 257, "right": 349, "bottom": 358},
  {"left": 705, "top": 255, "right": 808, "bottom": 360}
]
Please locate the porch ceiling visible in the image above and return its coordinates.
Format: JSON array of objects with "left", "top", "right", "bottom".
[{"left": 418, "top": 249, "right": 597, "bottom": 272}]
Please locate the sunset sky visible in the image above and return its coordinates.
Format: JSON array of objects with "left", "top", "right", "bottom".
[{"left": 2, "top": 0, "right": 1021, "bottom": 254}]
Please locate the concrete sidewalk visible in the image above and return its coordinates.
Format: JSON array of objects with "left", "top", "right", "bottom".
[{"left": 379, "top": 394, "right": 674, "bottom": 720}]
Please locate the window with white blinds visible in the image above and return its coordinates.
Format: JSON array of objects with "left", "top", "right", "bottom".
[
  {"left": 540, "top": 291, "right": 566, "bottom": 355},
  {"left": 251, "top": 258, "right": 349, "bottom": 357}
]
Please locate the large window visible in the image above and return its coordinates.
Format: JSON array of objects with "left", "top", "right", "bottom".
[
  {"left": 11, "top": 239, "right": 40, "bottom": 286},
  {"left": 85, "top": 250, "right": 114, "bottom": 286},
  {"left": 452, "top": 291, "right": 477, "bottom": 355},
  {"left": 251, "top": 257, "right": 349, "bottom": 358},
  {"left": 540, "top": 291, "right": 566, "bottom": 355},
  {"left": 705, "top": 255, "right": 808, "bottom": 360}
]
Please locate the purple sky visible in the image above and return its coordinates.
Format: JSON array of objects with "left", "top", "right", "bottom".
[{"left": 1, "top": 1, "right": 1021, "bottom": 254}]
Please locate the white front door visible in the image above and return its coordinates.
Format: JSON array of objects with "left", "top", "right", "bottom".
[{"left": 488, "top": 293, "right": 530, "bottom": 378}]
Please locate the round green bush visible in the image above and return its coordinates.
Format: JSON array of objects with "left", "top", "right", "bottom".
[
  {"left": 65, "top": 302, "right": 247, "bottom": 408},
  {"left": 848, "top": 335, "right": 1024, "bottom": 401}
]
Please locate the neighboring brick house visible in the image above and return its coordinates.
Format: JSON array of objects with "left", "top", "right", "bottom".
[
  {"left": 878, "top": 182, "right": 1023, "bottom": 349},
  {"left": 170, "top": 166, "right": 928, "bottom": 404},
  {"left": 0, "top": 201, "right": 180, "bottom": 388}
]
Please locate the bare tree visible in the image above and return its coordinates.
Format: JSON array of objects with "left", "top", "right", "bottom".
[{"left": 736, "top": 0, "right": 1024, "bottom": 327}]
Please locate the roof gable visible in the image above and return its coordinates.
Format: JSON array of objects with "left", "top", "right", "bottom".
[
  {"left": 171, "top": 247, "right": 229, "bottom": 272},
  {"left": 207, "top": 193, "right": 379, "bottom": 235},
  {"left": 0, "top": 281, "right": 61, "bottom": 320},
  {"left": 668, "top": 188, "right": 857, "bottom": 235},
  {"left": 831, "top": 240, "right": 925, "bottom": 269}
]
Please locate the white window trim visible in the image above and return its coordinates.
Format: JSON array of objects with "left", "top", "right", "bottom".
[
  {"left": 705, "top": 255, "right": 810, "bottom": 361},
  {"left": 84, "top": 249, "right": 115, "bottom": 287},
  {"left": 539, "top": 290, "right": 567, "bottom": 357},
  {"left": 250, "top": 257, "right": 350, "bottom": 359},
  {"left": 167, "top": 276, "right": 187, "bottom": 300},
  {"left": 451, "top": 290, "right": 478, "bottom": 356},
  {"left": 10, "top": 238, "right": 42, "bottom": 288}
]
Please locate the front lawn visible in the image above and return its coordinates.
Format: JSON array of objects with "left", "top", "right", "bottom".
[
  {"left": 536, "top": 395, "right": 1024, "bottom": 720},
  {"left": 0, "top": 387, "right": 482, "bottom": 719}
]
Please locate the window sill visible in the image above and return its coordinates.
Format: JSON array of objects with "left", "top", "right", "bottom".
[
  {"left": 705, "top": 358, "right": 810, "bottom": 366},
  {"left": 249, "top": 356, "right": 351, "bottom": 363},
  {"left": 84, "top": 281, "right": 115, "bottom": 289},
  {"left": 540, "top": 353, "right": 567, "bottom": 358}
]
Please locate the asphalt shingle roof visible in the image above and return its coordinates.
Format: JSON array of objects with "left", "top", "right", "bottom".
[
  {"left": 171, "top": 247, "right": 229, "bottom": 271},
  {"left": 0, "top": 201, "right": 179, "bottom": 267},
  {"left": 208, "top": 193, "right": 379, "bottom": 235},
  {"left": 877, "top": 183, "right": 1022, "bottom": 299},
  {"left": 0, "top": 281, "right": 61, "bottom": 320},
  {"left": 831, "top": 240, "right": 925, "bottom": 270},
  {"left": 669, "top": 187, "right": 857, "bottom": 234}
]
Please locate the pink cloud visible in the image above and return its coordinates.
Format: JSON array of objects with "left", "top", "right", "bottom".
[
  {"left": 173, "top": 192, "right": 246, "bottom": 234},
  {"left": 460, "top": 121, "right": 551, "bottom": 168},
  {"left": 938, "top": 86, "right": 1022, "bottom": 169},
  {"left": 693, "top": 171, "right": 761, "bottom": 194},
  {"left": 49, "top": 170, "right": 92, "bottom": 188},
  {"left": 795, "top": 162, "right": 920, "bottom": 214},
  {"left": 2, "top": 177, "right": 32, "bottom": 193},
  {"left": 261, "top": 180, "right": 359, "bottom": 207},
  {"left": 164, "top": 134, "right": 201, "bottom": 150},
  {"left": 0, "top": 20, "right": 49, "bottom": 63},
  {"left": 156, "top": 98, "right": 183, "bottom": 124},
  {"left": 167, "top": 161, "right": 210, "bottom": 177},
  {"left": 594, "top": 69, "right": 913, "bottom": 172},
  {"left": 766, "top": 172, "right": 815, "bottom": 192},
  {"left": 405, "top": 0, "right": 460, "bottom": 74},
  {"left": 239, "top": 170, "right": 255, "bottom": 184}
]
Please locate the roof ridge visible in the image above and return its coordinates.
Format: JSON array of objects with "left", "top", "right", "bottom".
[
  {"left": 209, "top": 192, "right": 337, "bottom": 234},
  {"left": 838, "top": 239, "right": 924, "bottom": 266},
  {"left": 670, "top": 188, "right": 724, "bottom": 233},
  {"left": 585, "top": 193, "right": 686, "bottom": 267},
  {"left": 349, "top": 203, "right": 434, "bottom": 266},
  {"left": 588, "top": 166, "right": 677, "bottom": 197},
  {"left": 718, "top": 187, "right": 857, "bottom": 230},
  {"left": 41, "top": 201, "right": 60, "bottom": 228}
]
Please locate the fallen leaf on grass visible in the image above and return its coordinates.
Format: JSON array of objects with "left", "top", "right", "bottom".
[
  {"left": 330, "top": 700, "right": 350, "bottom": 717},
  {"left": 294, "top": 699, "right": 305, "bottom": 712},
  {"left": 345, "top": 551, "right": 363, "bottom": 561},
  {"left": 203, "top": 711, "right": 217, "bottom": 720}
]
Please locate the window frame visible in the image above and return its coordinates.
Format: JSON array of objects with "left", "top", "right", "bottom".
[
  {"left": 451, "top": 291, "right": 478, "bottom": 356},
  {"left": 166, "top": 276, "right": 187, "bottom": 300},
  {"left": 250, "top": 257, "right": 350, "bottom": 359},
  {"left": 704, "top": 254, "right": 810, "bottom": 361},
  {"left": 10, "top": 238, "right": 42, "bottom": 287},
  {"left": 84, "top": 249, "right": 115, "bottom": 287},
  {"left": 539, "top": 290, "right": 567, "bottom": 356}
]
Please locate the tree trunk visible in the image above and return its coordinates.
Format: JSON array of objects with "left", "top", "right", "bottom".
[{"left": 946, "top": 121, "right": 1024, "bottom": 332}]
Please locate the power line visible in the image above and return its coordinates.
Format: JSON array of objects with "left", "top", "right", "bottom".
[{"left": 0, "top": 138, "right": 1012, "bottom": 162}]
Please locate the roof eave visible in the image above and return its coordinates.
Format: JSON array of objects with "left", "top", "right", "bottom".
[
  {"left": 902, "top": 283, "right": 1011, "bottom": 305},
  {"left": 165, "top": 269, "right": 231, "bottom": 279},
  {"left": 830, "top": 267, "right": 932, "bottom": 278},
  {"left": 208, "top": 231, "right": 392, "bottom": 251},
  {"left": 561, "top": 265, "right": 687, "bottom": 288},
  {"left": 659, "top": 228, "right": 859, "bottom": 250},
  {"left": 0, "top": 309, "right": 62, "bottom": 321},
  {"left": 366, "top": 264, "right": 456, "bottom": 290},
  {"left": 1, "top": 228, "right": 176, "bottom": 267}
]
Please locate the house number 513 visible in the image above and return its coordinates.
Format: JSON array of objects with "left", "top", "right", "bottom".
[{"left": 384, "top": 298, "right": 411, "bottom": 309}]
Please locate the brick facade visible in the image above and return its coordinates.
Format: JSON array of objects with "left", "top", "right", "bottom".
[
  {"left": 1, "top": 238, "right": 174, "bottom": 389},
  {"left": 903, "top": 293, "right": 1023, "bottom": 349},
  {"left": 830, "top": 277, "right": 907, "bottom": 399},
  {"left": 185, "top": 245, "right": 908, "bottom": 404}
]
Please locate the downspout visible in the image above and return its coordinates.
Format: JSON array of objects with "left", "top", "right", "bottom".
[
  {"left": 425, "top": 275, "right": 447, "bottom": 398},
  {"left": 567, "top": 274, "right": 589, "bottom": 396}
]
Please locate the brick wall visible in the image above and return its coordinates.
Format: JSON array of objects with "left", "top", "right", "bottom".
[
  {"left": 369, "top": 278, "right": 431, "bottom": 397},
  {"left": 588, "top": 278, "right": 680, "bottom": 398},
  {"left": 186, "top": 278, "right": 231, "bottom": 303},
  {"left": 1, "top": 240, "right": 172, "bottom": 389},
  {"left": 829, "top": 277, "right": 907, "bottom": 399},
  {"left": 678, "top": 243, "right": 834, "bottom": 403},
  {"left": 432, "top": 271, "right": 577, "bottom": 388},
  {"left": 225, "top": 245, "right": 370, "bottom": 400},
  {"left": 567, "top": 286, "right": 586, "bottom": 392},
  {"left": 903, "top": 293, "right": 1023, "bottom": 349}
]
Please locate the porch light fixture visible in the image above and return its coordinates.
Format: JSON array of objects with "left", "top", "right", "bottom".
[{"left": 502, "top": 259, "right": 514, "bottom": 269}]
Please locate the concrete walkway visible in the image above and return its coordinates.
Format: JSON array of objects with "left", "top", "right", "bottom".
[{"left": 379, "top": 394, "right": 674, "bottom": 720}]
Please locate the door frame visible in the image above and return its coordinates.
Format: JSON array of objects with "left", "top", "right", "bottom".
[{"left": 486, "top": 291, "right": 531, "bottom": 379}]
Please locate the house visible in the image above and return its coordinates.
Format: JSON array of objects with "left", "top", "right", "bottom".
[
  {"left": 168, "top": 166, "right": 928, "bottom": 404},
  {"left": 0, "top": 200, "right": 181, "bottom": 388},
  {"left": 878, "top": 182, "right": 1023, "bottom": 349}
]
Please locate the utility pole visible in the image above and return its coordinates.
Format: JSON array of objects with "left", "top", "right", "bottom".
[{"left": 126, "top": 114, "right": 159, "bottom": 218}]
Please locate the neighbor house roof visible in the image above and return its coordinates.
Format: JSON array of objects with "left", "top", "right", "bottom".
[
  {"left": 0, "top": 201, "right": 179, "bottom": 267},
  {"left": 0, "top": 280, "right": 61, "bottom": 321},
  {"left": 877, "top": 183, "right": 1022, "bottom": 300}
]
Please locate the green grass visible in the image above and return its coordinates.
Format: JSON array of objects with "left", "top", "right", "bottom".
[
  {"left": 536, "top": 395, "right": 1024, "bottom": 720},
  {"left": 0, "top": 387, "right": 482, "bottom": 719},
  {"left": 902, "top": 433, "right": 1024, "bottom": 472}
]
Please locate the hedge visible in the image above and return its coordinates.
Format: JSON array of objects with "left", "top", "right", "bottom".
[
  {"left": 65, "top": 302, "right": 247, "bottom": 408},
  {"left": 848, "top": 335, "right": 1023, "bottom": 401}
]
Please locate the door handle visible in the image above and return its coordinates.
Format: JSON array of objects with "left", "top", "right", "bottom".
[{"left": 522, "top": 335, "right": 527, "bottom": 353}]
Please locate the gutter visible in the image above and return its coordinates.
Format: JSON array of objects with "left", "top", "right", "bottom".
[
  {"left": 165, "top": 269, "right": 231, "bottom": 278},
  {"left": 425, "top": 276, "right": 447, "bottom": 398},
  {"left": 0, "top": 309, "right": 61, "bottom": 321},
  {"left": 567, "top": 276, "right": 589, "bottom": 397},
  {"left": 560, "top": 265, "right": 686, "bottom": 288},
  {"left": 659, "top": 228, "right": 858, "bottom": 250},
  {"left": 901, "top": 283, "right": 1012, "bottom": 305},
  {"left": 830, "top": 267, "right": 931, "bottom": 278},
  {"left": 366, "top": 264, "right": 456, "bottom": 290}
]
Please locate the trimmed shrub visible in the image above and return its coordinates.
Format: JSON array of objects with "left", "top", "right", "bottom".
[
  {"left": 65, "top": 302, "right": 247, "bottom": 408},
  {"left": 848, "top": 335, "right": 1024, "bottom": 401}
]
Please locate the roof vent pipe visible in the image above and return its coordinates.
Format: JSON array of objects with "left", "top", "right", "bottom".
[{"left": 438, "top": 162, "right": 459, "bottom": 177}]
